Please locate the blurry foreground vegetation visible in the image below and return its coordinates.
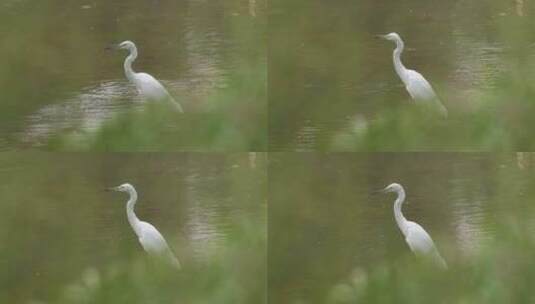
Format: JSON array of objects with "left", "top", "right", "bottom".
[
  {"left": 269, "top": 0, "right": 535, "bottom": 151},
  {"left": 0, "top": 153, "right": 267, "bottom": 303},
  {"left": 326, "top": 218, "right": 535, "bottom": 304},
  {"left": 335, "top": 4, "right": 535, "bottom": 151},
  {"left": 0, "top": 0, "right": 266, "bottom": 151},
  {"left": 46, "top": 9, "right": 266, "bottom": 152},
  {"left": 47, "top": 66, "right": 265, "bottom": 151},
  {"left": 52, "top": 216, "right": 266, "bottom": 304},
  {"left": 332, "top": 76, "right": 535, "bottom": 151},
  {"left": 322, "top": 154, "right": 535, "bottom": 303},
  {"left": 268, "top": 153, "right": 535, "bottom": 303}
]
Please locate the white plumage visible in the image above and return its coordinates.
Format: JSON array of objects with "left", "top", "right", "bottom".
[
  {"left": 116, "top": 40, "right": 184, "bottom": 112},
  {"left": 110, "top": 183, "right": 181, "bottom": 270},
  {"left": 379, "top": 33, "right": 448, "bottom": 117},
  {"left": 382, "top": 183, "right": 447, "bottom": 269}
]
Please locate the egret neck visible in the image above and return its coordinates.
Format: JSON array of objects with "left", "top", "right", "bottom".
[
  {"left": 393, "top": 187, "right": 408, "bottom": 236},
  {"left": 124, "top": 45, "right": 138, "bottom": 83},
  {"left": 392, "top": 38, "right": 408, "bottom": 84},
  {"left": 125, "top": 186, "right": 142, "bottom": 236}
]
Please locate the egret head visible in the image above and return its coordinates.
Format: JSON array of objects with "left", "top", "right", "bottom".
[
  {"left": 378, "top": 32, "right": 403, "bottom": 44},
  {"left": 117, "top": 40, "right": 137, "bottom": 51},
  {"left": 110, "top": 183, "right": 136, "bottom": 193},
  {"left": 381, "top": 183, "right": 404, "bottom": 194}
]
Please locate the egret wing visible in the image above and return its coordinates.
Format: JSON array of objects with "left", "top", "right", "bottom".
[
  {"left": 404, "top": 222, "right": 435, "bottom": 255},
  {"left": 405, "top": 70, "right": 448, "bottom": 117},
  {"left": 134, "top": 73, "right": 170, "bottom": 100},
  {"left": 138, "top": 221, "right": 181, "bottom": 269},
  {"left": 405, "top": 70, "right": 437, "bottom": 101},
  {"left": 134, "top": 73, "right": 184, "bottom": 112},
  {"left": 405, "top": 222, "right": 448, "bottom": 268},
  {"left": 138, "top": 221, "right": 170, "bottom": 254}
]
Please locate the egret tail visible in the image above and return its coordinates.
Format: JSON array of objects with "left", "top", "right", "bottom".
[
  {"left": 169, "top": 96, "right": 184, "bottom": 113},
  {"left": 434, "top": 251, "right": 448, "bottom": 270},
  {"left": 169, "top": 253, "right": 181, "bottom": 270},
  {"left": 432, "top": 98, "right": 448, "bottom": 118}
]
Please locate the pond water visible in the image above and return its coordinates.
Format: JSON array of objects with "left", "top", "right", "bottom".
[
  {"left": 0, "top": 0, "right": 266, "bottom": 151},
  {"left": 0, "top": 152, "right": 266, "bottom": 303},
  {"left": 269, "top": 153, "right": 535, "bottom": 303},
  {"left": 269, "top": 0, "right": 533, "bottom": 151}
]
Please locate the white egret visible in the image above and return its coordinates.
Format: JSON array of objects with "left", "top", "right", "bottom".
[
  {"left": 378, "top": 33, "right": 448, "bottom": 117},
  {"left": 109, "top": 183, "right": 181, "bottom": 269},
  {"left": 114, "top": 41, "right": 184, "bottom": 112},
  {"left": 381, "top": 183, "right": 447, "bottom": 269}
]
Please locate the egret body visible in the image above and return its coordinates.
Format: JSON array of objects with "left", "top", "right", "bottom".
[
  {"left": 116, "top": 41, "right": 184, "bottom": 112},
  {"left": 379, "top": 33, "right": 447, "bottom": 117},
  {"left": 110, "top": 183, "right": 181, "bottom": 269},
  {"left": 382, "top": 183, "right": 447, "bottom": 269}
]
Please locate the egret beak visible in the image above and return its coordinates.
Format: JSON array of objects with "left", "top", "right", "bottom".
[
  {"left": 372, "top": 188, "right": 387, "bottom": 195},
  {"left": 105, "top": 187, "right": 118, "bottom": 192},
  {"left": 378, "top": 186, "right": 391, "bottom": 194},
  {"left": 104, "top": 44, "right": 118, "bottom": 51},
  {"left": 375, "top": 34, "right": 386, "bottom": 40}
]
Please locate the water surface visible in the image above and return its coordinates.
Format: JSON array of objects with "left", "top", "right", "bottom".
[
  {"left": 0, "top": 153, "right": 266, "bottom": 303},
  {"left": 269, "top": 153, "right": 535, "bottom": 303},
  {"left": 269, "top": 0, "right": 533, "bottom": 150},
  {"left": 0, "top": 0, "right": 266, "bottom": 150}
]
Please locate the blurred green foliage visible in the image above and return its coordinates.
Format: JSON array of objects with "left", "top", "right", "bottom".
[
  {"left": 269, "top": 0, "right": 535, "bottom": 151},
  {"left": 52, "top": 212, "right": 266, "bottom": 304},
  {"left": 0, "top": 0, "right": 266, "bottom": 151},
  {"left": 49, "top": 63, "right": 265, "bottom": 151},
  {"left": 0, "top": 153, "right": 267, "bottom": 303},
  {"left": 269, "top": 153, "right": 535, "bottom": 303},
  {"left": 331, "top": 104, "right": 509, "bottom": 151},
  {"left": 326, "top": 219, "right": 535, "bottom": 304}
]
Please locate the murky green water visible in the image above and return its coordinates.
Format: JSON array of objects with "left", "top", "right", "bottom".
[
  {"left": 4, "top": 0, "right": 535, "bottom": 303},
  {"left": 269, "top": 153, "right": 535, "bottom": 303},
  {"left": 0, "top": 0, "right": 266, "bottom": 151},
  {"left": 269, "top": 0, "right": 535, "bottom": 151},
  {"left": 0, "top": 153, "right": 266, "bottom": 303}
]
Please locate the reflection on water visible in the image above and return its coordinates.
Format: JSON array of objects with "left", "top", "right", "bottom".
[
  {"left": 269, "top": 153, "right": 535, "bottom": 304},
  {"left": 19, "top": 81, "right": 135, "bottom": 146},
  {"left": 449, "top": 178, "right": 493, "bottom": 257},
  {"left": 269, "top": 0, "right": 531, "bottom": 151},
  {"left": 249, "top": 0, "right": 257, "bottom": 17},
  {"left": 450, "top": 35, "right": 505, "bottom": 90},
  {"left": 294, "top": 120, "right": 320, "bottom": 152},
  {"left": 0, "top": 153, "right": 266, "bottom": 303},
  {"left": 448, "top": 27, "right": 506, "bottom": 112},
  {"left": 183, "top": 165, "right": 232, "bottom": 263},
  {"left": 516, "top": 0, "right": 524, "bottom": 16},
  {"left": 0, "top": 0, "right": 263, "bottom": 149}
]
